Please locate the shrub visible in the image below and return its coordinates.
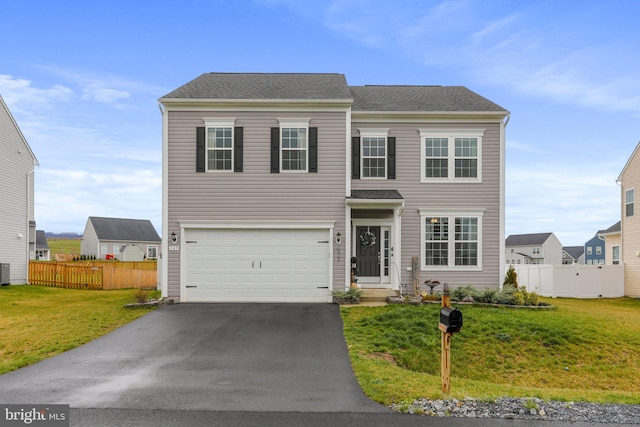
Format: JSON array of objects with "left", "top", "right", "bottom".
[
  {"left": 503, "top": 265, "right": 518, "bottom": 287},
  {"left": 450, "top": 285, "right": 481, "bottom": 301}
]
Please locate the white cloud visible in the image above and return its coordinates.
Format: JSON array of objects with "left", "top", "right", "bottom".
[
  {"left": 35, "top": 168, "right": 161, "bottom": 233},
  {"left": 0, "top": 74, "right": 74, "bottom": 114},
  {"left": 82, "top": 85, "right": 130, "bottom": 104}
]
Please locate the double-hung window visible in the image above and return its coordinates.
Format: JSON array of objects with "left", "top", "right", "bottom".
[
  {"left": 361, "top": 132, "right": 387, "bottom": 179},
  {"left": 278, "top": 119, "right": 309, "bottom": 173},
  {"left": 419, "top": 129, "right": 484, "bottom": 183},
  {"left": 204, "top": 119, "right": 235, "bottom": 172},
  {"left": 420, "top": 210, "right": 483, "bottom": 270},
  {"left": 626, "top": 189, "right": 634, "bottom": 217}
]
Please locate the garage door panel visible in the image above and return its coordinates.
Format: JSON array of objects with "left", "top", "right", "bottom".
[{"left": 184, "top": 228, "right": 331, "bottom": 302}]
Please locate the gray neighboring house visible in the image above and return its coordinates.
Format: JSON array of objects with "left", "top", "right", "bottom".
[
  {"left": 81, "top": 217, "right": 161, "bottom": 260},
  {"left": 562, "top": 246, "right": 585, "bottom": 265},
  {"left": 159, "top": 72, "right": 510, "bottom": 302},
  {"left": 34, "top": 230, "right": 50, "bottom": 261},
  {"left": 0, "top": 95, "right": 39, "bottom": 284},
  {"left": 505, "top": 232, "right": 564, "bottom": 265}
]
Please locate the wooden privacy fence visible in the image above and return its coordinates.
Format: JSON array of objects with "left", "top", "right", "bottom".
[{"left": 29, "top": 261, "right": 157, "bottom": 290}]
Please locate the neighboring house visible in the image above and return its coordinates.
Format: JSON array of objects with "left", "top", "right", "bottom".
[
  {"left": 34, "top": 230, "right": 50, "bottom": 261},
  {"left": 0, "top": 95, "right": 39, "bottom": 284},
  {"left": 598, "top": 221, "right": 621, "bottom": 265},
  {"left": 617, "top": 142, "right": 640, "bottom": 297},
  {"left": 81, "top": 217, "right": 161, "bottom": 260},
  {"left": 562, "top": 246, "right": 584, "bottom": 265},
  {"left": 584, "top": 234, "right": 605, "bottom": 265},
  {"left": 159, "top": 72, "right": 509, "bottom": 302},
  {"left": 505, "top": 232, "right": 563, "bottom": 265}
]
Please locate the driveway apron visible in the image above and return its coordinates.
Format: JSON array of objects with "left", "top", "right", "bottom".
[{"left": 0, "top": 304, "right": 388, "bottom": 413}]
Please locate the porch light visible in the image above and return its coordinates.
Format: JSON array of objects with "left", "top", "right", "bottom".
[
  {"left": 170, "top": 232, "right": 178, "bottom": 243},
  {"left": 335, "top": 232, "right": 342, "bottom": 244},
  {"left": 430, "top": 217, "right": 439, "bottom": 224}
]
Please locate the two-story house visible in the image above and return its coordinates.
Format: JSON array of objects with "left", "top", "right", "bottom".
[
  {"left": 505, "top": 232, "right": 563, "bottom": 265},
  {"left": 159, "top": 73, "right": 509, "bottom": 302},
  {"left": 0, "top": 95, "right": 39, "bottom": 284},
  {"left": 584, "top": 233, "right": 605, "bottom": 265},
  {"left": 617, "top": 142, "right": 640, "bottom": 297}
]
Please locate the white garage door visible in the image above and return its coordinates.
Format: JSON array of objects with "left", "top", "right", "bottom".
[{"left": 183, "top": 228, "right": 331, "bottom": 302}]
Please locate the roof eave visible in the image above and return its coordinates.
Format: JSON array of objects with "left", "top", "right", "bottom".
[{"left": 351, "top": 110, "right": 510, "bottom": 121}]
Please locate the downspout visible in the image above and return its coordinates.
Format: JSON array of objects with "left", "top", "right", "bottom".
[
  {"left": 499, "top": 113, "right": 511, "bottom": 289},
  {"left": 159, "top": 100, "right": 169, "bottom": 298},
  {"left": 26, "top": 169, "right": 35, "bottom": 284}
]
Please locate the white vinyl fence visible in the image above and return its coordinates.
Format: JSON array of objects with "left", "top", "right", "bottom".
[{"left": 506, "top": 264, "right": 624, "bottom": 298}]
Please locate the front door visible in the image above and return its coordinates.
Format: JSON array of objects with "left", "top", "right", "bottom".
[{"left": 356, "top": 226, "right": 381, "bottom": 279}]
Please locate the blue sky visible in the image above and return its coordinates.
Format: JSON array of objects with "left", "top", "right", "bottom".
[{"left": 2, "top": 0, "right": 639, "bottom": 246}]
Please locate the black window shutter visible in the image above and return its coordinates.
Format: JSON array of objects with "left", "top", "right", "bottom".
[
  {"left": 234, "top": 127, "right": 243, "bottom": 172},
  {"left": 309, "top": 127, "right": 318, "bottom": 173},
  {"left": 387, "top": 136, "right": 396, "bottom": 179},
  {"left": 270, "top": 127, "right": 280, "bottom": 173},
  {"left": 352, "top": 137, "right": 360, "bottom": 179},
  {"left": 196, "top": 127, "right": 205, "bottom": 172}
]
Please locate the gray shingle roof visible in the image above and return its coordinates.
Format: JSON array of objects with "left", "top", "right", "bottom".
[
  {"left": 350, "top": 85, "right": 507, "bottom": 112},
  {"left": 161, "top": 73, "right": 353, "bottom": 100},
  {"left": 35, "top": 230, "right": 49, "bottom": 250},
  {"left": 88, "top": 217, "right": 161, "bottom": 242},
  {"left": 505, "top": 233, "right": 553, "bottom": 246},
  {"left": 348, "top": 190, "right": 404, "bottom": 200},
  {"left": 160, "top": 73, "right": 508, "bottom": 114},
  {"left": 563, "top": 246, "right": 584, "bottom": 259},
  {"left": 599, "top": 221, "right": 621, "bottom": 235}
]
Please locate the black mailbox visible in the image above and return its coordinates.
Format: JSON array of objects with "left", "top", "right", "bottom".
[{"left": 440, "top": 307, "right": 463, "bottom": 333}]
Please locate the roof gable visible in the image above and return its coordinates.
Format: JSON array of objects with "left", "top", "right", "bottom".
[
  {"left": 0, "top": 95, "right": 38, "bottom": 165},
  {"left": 618, "top": 141, "right": 640, "bottom": 182},
  {"left": 563, "top": 246, "right": 584, "bottom": 259},
  {"left": 505, "top": 232, "right": 554, "bottom": 246},
  {"left": 87, "top": 217, "right": 161, "bottom": 242}
]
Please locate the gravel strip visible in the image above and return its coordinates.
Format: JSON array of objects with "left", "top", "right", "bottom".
[{"left": 391, "top": 397, "right": 640, "bottom": 424}]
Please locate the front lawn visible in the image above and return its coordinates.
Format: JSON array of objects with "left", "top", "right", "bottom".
[
  {"left": 0, "top": 285, "right": 156, "bottom": 374},
  {"left": 341, "top": 297, "right": 640, "bottom": 405}
]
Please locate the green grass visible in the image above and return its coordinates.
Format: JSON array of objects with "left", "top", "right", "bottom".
[
  {"left": 47, "top": 238, "right": 81, "bottom": 257},
  {"left": 341, "top": 297, "right": 640, "bottom": 405},
  {"left": 0, "top": 285, "right": 156, "bottom": 374}
]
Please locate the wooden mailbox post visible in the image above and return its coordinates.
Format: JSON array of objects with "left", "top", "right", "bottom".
[{"left": 438, "top": 283, "right": 462, "bottom": 394}]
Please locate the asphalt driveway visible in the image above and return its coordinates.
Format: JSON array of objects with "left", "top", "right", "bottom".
[{"left": 0, "top": 303, "right": 388, "bottom": 413}]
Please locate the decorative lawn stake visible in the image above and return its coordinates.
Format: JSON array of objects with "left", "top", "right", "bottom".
[{"left": 438, "top": 283, "right": 462, "bottom": 394}]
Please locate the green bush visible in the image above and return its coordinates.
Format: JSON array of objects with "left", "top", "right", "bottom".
[{"left": 450, "top": 284, "right": 541, "bottom": 306}]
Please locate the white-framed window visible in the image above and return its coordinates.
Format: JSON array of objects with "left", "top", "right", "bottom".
[
  {"left": 587, "top": 247, "right": 593, "bottom": 255},
  {"left": 626, "top": 189, "right": 634, "bottom": 217},
  {"left": 533, "top": 247, "right": 540, "bottom": 255},
  {"left": 279, "top": 119, "right": 309, "bottom": 172},
  {"left": 147, "top": 245, "right": 158, "bottom": 259},
  {"left": 596, "top": 246, "right": 602, "bottom": 255},
  {"left": 113, "top": 244, "right": 120, "bottom": 254},
  {"left": 204, "top": 119, "right": 235, "bottom": 172},
  {"left": 419, "top": 129, "right": 484, "bottom": 183},
  {"left": 101, "top": 243, "right": 107, "bottom": 255},
  {"left": 612, "top": 245, "right": 620, "bottom": 265},
  {"left": 420, "top": 210, "right": 483, "bottom": 271}
]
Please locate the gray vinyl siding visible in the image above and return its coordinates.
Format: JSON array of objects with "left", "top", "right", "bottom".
[
  {"left": 166, "top": 110, "right": 348, "bottom": 298},
  {"left": 352, "top": 121, "right": 502, "bottom": 289},
  {"left": 0, "top": 99, "right": 36, "bottom": 284}
]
